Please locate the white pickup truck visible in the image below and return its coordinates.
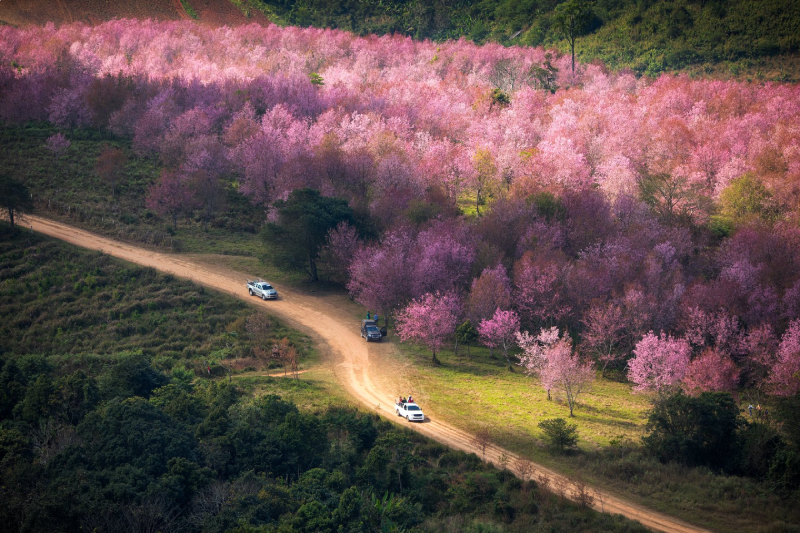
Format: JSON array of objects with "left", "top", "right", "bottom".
[
  {"left": 247, "top": 280, "right": 278, "bottom": 300},
  {"left": 395, "top": 401, "right": 425, "bottom": 422}
]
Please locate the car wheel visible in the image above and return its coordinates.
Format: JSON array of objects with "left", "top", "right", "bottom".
[
  {"left": 262, "top": 293, "right": 266, "bottom": 300},
  {"left": 405, "top": 415, "right": 409, "bottom": 421},
  {"left": 249, "top": 289, "right": 253, "bottom": 295}
]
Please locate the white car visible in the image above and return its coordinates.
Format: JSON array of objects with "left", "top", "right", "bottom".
[
  {"left": 395, "top": 401, "right": 425, "bottom": 422},
  {"left": 247, "top": 280, "right": 278, "bottom": 300}
]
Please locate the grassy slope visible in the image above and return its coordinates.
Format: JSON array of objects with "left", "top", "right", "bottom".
[
  {"left": 0, "top": 123, "right": 269, "bottom": 255},
  {"left": 0, "top": 227, "right": 314, "bottom": 374},
  {"left": 249, "top": 0, "right": 800, "bottom": 80},
  {"left": 0, "top": 0, "right": 269, "bottom": 26},
  {"left": 387, "top": 340, "right": 800, "bottom": 532}
]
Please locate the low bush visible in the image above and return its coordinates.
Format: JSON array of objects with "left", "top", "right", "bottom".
[{"left": 539, "top": 418, "right": 579, "bottom": 453}]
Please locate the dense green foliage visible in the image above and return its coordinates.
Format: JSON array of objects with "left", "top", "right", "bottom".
[
  {"left": 262, "top": 188, "right": 355, "bottom": 281},
  {"left": 0, "top": 356, "right": 651, "bottom": 532},
  {"left": 537, "top": 418, "right": 578, "bottom": 452},
  {"left": 643, "top": 391, "right": 741, "bottom": 470},
  {"left": 246, "top": 0, "right": 800, "bottom": 78},
  {"left": 641, "top": 391, "right": 800, "bottom": 496}
]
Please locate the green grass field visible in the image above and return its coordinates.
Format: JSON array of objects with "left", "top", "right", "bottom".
[
  {"left": 388, "top": 340, "right": 800, "bottom": 532},
  {"left": 405, "top": 346, "right": 648, "bottom": 449},
  {"left": 0, "top": 228, "right": 314, "bottom": 376}
]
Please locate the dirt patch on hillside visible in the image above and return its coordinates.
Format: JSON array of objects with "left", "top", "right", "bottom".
[{"left": 0, "top": 0, "right": 269, "bottom": 26}]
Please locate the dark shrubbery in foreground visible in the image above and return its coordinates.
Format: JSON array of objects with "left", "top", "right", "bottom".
[
  {"left": 0, "top": 354, "right": 649, "bottom": 533},
  {"left": 643, "top": 391, "right": 800, "bottom": 496},
  {"left": 0, "top": 229, "right": 648, "bottom": 532}
]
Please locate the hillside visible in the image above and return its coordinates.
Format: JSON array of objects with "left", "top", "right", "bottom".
[
  {"left": 251, "top": 0, "right": 800, "bottom": 80},
  {"left": 0, "top": 0, "right": 268, "bottom": 26},
  {"left": 251, "top": 0, "right": 800, "bottom": 79},
  {"left": 2, "top": 1, "right": 797, "bottom": 79}
]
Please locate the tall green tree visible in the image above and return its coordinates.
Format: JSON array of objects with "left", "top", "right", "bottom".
[
  {"left": 643, "top": 391, "right": 742, "bottom": 470},
  {"left": 553, "top": 0, "right": 594, "bottom": 74},
  {"left": 262, "top": 188, "right": 355, "bottom": 281},
  {"left": 0, "top": 174, "right": 33, "bottom": 229},
  {"left": 717, "top": 173, "right": 780, "bottom": 227}
]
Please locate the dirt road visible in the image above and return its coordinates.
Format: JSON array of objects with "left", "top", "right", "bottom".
[{"left": 27, "top": 215, "right": 710, "bottom": 533}]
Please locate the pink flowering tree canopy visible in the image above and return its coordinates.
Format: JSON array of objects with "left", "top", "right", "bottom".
[
  {"left": 319, "top": 221, "right": 360, "bottom": 285},
  {"left": 395, "top": 292, "right": 462, "bottom": 364},
  {"left": 513, "top": 252, "right": 571, "bottom": 328},
  {"left": 628, "top": 331, "right": 691, "bottom": 393},
  {"left": 517, "top": 327, "right": 595, "bottom": 416},
  {"left": 467, "top": 264, "right": 512, "bottom": 326},
  {"left": 477, "top": 308, "right": 520, "bottom": 367},
  {"left": 682, "top": 348, "right": 741, "bottom": 395},
  {"left": 348, "top": 229, "right": 414, "bottom": 322},
  {"left": 580, "top": 300, "right": 626, "bottom": 376},
  {"left": 145, "top": 170, "right": 194, "bottom": 231},
  {"left": 45, "top": 133, "right": 70, "bottom": 157},
  {"left": 769, "top": 319, "right": 800, "bottom": 396}
]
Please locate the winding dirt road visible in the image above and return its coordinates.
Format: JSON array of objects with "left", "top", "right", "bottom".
[{"left": 27, "top": 215, "right": 710, "bottom": 533}]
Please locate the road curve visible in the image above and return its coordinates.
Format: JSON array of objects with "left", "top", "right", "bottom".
[{"left": 27, "top": 215, "right": 711, "bottom": 533}]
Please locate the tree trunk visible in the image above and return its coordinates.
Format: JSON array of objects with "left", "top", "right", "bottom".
[
  {"left": 309, "top": 255, "right": 318, "bottom": 282},
  {"left": 571, "top": 40, "right": 575, "bottom": 74},
  {"left": 8, "top": 207, "right": 15, "bottom": 229}
]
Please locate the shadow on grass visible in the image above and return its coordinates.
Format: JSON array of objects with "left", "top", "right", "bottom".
[{"left": 576, "top": 402, "right": 646, "bottom": 425}]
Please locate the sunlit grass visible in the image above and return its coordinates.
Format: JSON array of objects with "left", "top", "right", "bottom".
[
  {"left": 233, "top": 367, "right": 352, "bottom": 414},
  {"left": 395, "top": 341, "right": 649, "bottom": 452}
]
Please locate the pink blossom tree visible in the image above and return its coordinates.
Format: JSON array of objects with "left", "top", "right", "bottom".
[
  {"left": 769, "top": 319, "right": 800, "bottom": 396},
  {"left": 410, "top": 220, "right": 476, "bottom": 297},
  {"left": 682, "top": 348, "right": 740, "bottom": 395},
  {"left": 467, "top": 264, "right": 512, "bottom": 326},
  {"left": 45, "top": 133, "right": 70, "bottom": 157},
  {"left": 395, "top": 292, "right": 462, "bottom": 365},
  {"left": 517, "top": 327, "right": 594, "bottom": 416},
  {"left": 738, "top": 322, "right": 778, "bottom": 393},
  {"left": 580, "top": 300, "right": 626, "bottom": 376},
  {"left": 318, "top": 221, "right": 360, "bottom": 285},
  {"left": 145, "top": 170, "right": 194, "bottom": 230},
  {"left": 348, "top": 229, "right": 414, "bottom": 325},
  {"left": 477, "top": 308, "right": 520, "bottom": 366},
  {"left": 513, "top": 252, "right": 571, "bottom": 328},
  {"left": 628, "top": 331, "right": 690, "bottom": 393}
]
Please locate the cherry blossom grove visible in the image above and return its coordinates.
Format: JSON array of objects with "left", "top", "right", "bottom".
[
  {"left": 2, "top": 20, "right": 799, "bottom": 215},
  {"left": 2, "top": 20, "right": 800, "bottom": 401}
]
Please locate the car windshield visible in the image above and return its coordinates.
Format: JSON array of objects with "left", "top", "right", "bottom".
[
  {"left": 262, "top": 284, "right": 273, "bottom": 290},
  {"left": 366, "top": 326, "right": 379, "bottom": 332},
  {"left": 407, "top": 405, "right": 421, "bottom": 411}
]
